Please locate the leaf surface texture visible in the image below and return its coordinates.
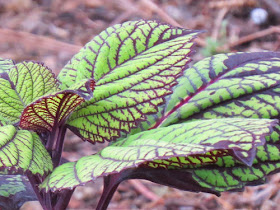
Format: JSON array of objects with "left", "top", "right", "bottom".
[
  {"left": 41, "top": 118, "right": 276, "bottom": 191},
  {"left": 60, "top": 20, "right": 199, "bottom": 143}
]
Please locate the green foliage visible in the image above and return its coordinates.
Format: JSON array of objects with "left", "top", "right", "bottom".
[
  {"left": 1, "top": 20, "right": 280, "bottom": 210},
  {"left": 0, "top": 125, "right": 52, "bottom": 175},
  {"left": 0, "top": 58, "right": 14, "bottom": 74},
  {"left": 0, "top": 175, "right": 37, "bottom": 209},
  {"left": 41, "top": 118, "right": 276, "bottom": 191},
  {"left": 59, "top": 20, "right": 200, "bottom": 144},
  {"left": 0, "top": 61, "right": 59, "bottom": 124},
  {"left": 0, "top": 56, "right": 95, "bottom": 209},
  {"left": 42, "top": 49, "right": 280, "bottom": 195},
  {"left": 161, "top": 52, "right": 280, "bottom": 126},
  {"left": 20, "top": 79, "right": 95, "bottom": 133},
  {"left": 0, "top": 175, "right": 26, "bottom": 197}
]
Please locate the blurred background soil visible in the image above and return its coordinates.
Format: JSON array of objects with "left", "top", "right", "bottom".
[{"left": 1, "top": 0, "right": 280, "bottom": 209}]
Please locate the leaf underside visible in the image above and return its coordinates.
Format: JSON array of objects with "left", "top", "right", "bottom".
[
  {"left": 20, "top": 79, "right": 95, "bottom": 133},
  {"left": 40, "top": 118, "right": 276, "bottom": 191},
  {"left": 0, "top": 174, "right": 36, "bottom": 210},
  {"left": 0, "top": 125, "right": 52, "bottom": 176},
  {"left": 59, "top": 20, "right": 200, "bottom": 144}
]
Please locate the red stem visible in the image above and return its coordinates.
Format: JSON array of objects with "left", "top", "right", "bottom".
[
  {"left": 27, "top": 125, "right": 72, "bottom": 210},
  {"left": 52, "top": 125, "right": 67, "bottom": 167},
  {"left": 96, "top": 174, "right": 122, "bottom": 210}
]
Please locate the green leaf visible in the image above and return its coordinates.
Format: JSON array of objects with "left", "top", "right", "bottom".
[
  {"left": 116, "top": 52, "right": 280, "bottom": 193},
  {"left": 153, "top": 52, "right": 280, "bottom": 128},
  {"left": 0, "top": 175, "right": 26, "bottom": 198},
  {"left": 0, "top": 76, "right": 25, "bottom": 124},
  {"left": 190, "top": 143, "right": 280, "bottom": 192},
  {"left": 20, "top": 79, "right": 95, "bottom": 133},
  {"left": 0, "top": 61, "right": 59, "bottom": 124},
  {"left": 9, "top": 61, "right": 59, "bottom": 106},
  {"left": 0, "top": 58, "right": 14, "bottom": 74},
  {"left": 40, "top": 118, "right": 276, "bottom": 191},
  {"left": 0, "top": 115, "right": 8, "bottom": 127},
  {"left": 0, "top": 125, "right": 53, "bottom": 175},
  {"left": 0, "top": 175, "right": 36, "bottom": 209},
  {"left": 124, "top": 51, "right": 280, "bottom": 138},
  {"left": 60, "top": 20, "right": 200, "bottom": 143}
]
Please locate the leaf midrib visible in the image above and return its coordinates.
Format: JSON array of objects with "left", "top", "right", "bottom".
[
  {"left": 72, "top": 42, "right": 188, "bottom": 115},
  {"left": 150, "top": 56, "right": 280, "bottom": 129}
]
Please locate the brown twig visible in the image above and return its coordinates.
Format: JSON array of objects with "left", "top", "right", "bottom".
[
  {"left": 220, "top": 26, "right": 280, "bottom": 50},
  {"left": 209, "top": 0, "right": 256, "bottom": 9},
  {"left": 212, "top": 8, "right": 228, "bottom": 41},
  {"left": 0, "top": 28, "right": 82, "bottom": 54},
  {"left": 139, "top": 0, "right": 181, "bottom": 27}
]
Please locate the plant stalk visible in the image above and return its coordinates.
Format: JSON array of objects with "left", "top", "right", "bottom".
[
  {"left": 96, "top": 174, "right": 122, "bottom": 210},
  {"left": 54, "top": 189, "right": 75, "bottom": 210},
  {"left": 29, "top": 124, "right": 71, "bottom": 210},
  {"left": 52, "top": 125, "right": 67, "bottom": 167},
  {"left": 27, "top": 174, "right": 52, "bottom": 210}
]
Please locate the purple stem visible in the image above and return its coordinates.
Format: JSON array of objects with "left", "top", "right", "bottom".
[
  {"left": 27, "top": 174, "right": 52, "bottom": 210},
  {"left": 96, "top": 174, "right": 122, "bottom": 210},
  {"left": 54, "top": 189, "right": 75, "bottom": 210},
  {"left": 46, "top": 126, "right": 58, "bottom": 152},
  {"left": 52, "top": 125, "right": 67, "bottom": 167},
  {"left": 27, "top": 174, "right": 44, "bottom": 206},
  {"left": 28, "top": 124, "right": 72, "bottom": 209}
]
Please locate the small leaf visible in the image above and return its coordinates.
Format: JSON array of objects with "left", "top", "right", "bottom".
[
  {"left": 0, "top": 76, "right": 25, "bottom": 124},
  {"left": 40, "top": 118, "right": 276, "bottom": 191},
  {"left": 0, "top": 58, "right": 14, "bottom": 73},
  {"left": 0, "top": 61, "right": 59, "bottom": 124},
  {"left": 9, "top": 61, "right": 59, "bottom": 105},
  {"left": 0, "top": 125, "right": 53, "bottom": 175},
  {"left": 0, "top": 175, "right": 36, "bottom": 209},
  {"left": 20, "top": 79, "right": 95, "bottom": 133},
  {"left": 61, "top": 20, "right": 200, "bottom": 143}
]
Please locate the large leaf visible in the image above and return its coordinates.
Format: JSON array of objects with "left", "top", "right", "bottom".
[
  {"left": 20, "top": 79, "right": 95, "bottom": 133},
  {"left": 154, "top": 52, "right": 280, "bottom": 128},
  {"left": 0, "top": 61, "right": 59, "bottom": 124},
  {"left": 0, "top": 175, "right": 36, "bottom": 210},
  {"left": 116, "top": 52, "right": 280, "bottom": 193},
  {"left": 0, "top": 58, "right": 14, "bottom": 74},
  {"left": 0, "top": 125, "right": 52, "bottom": 176},
  {"left": 40, "top": 118, "right": 276, "bottom": 191},
  {"left": 59, "top": 20, "right": 200, "bottom": 143},
  {"left": 126, "top": 52, "right": 280, "bottom": 137},
  {"left": 101, "top": 140, "right": 280, "bottom": 196}
]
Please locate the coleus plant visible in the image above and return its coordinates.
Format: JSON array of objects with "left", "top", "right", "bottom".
[{"left": 1, "top": 20, "right": 280, "bottom": 210}]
